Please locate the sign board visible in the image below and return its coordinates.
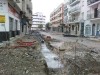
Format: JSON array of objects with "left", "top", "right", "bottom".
[{"left": 0, "top": 15, "right": 5, "bottom": 23}]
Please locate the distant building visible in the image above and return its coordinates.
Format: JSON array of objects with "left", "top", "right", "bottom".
[
  {"left": 32, "top": 12, "right": 46, "bottom": 30},
  {"left": 50, "top": 3, "right": 64, "bottom": 32}
]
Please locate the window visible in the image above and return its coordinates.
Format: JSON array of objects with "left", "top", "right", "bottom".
[{"left": 87, "top": 10, "right": 90, "bottom": 20}]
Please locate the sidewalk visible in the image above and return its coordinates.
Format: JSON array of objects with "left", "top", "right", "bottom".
[
  {"left": 87, "top": 37, "right": 100, "bottom": 42},
  {"left": 49, "top": 31, "right": 63, "bottom": 35},
  {"left": 50, "top": 31, "right": 100, "bottom": 42},
  {"left": 0, "top": 33, "right": 25, "bottom": 47},
  {"left": 40, "top": 31, "right": 100, "bottom": 49}
]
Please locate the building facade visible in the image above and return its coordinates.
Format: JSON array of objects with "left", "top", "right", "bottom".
[
  {"left": 50, "top": 3, "right": 64, "bottom": 32},
  {"left": 17, "top": 0, "right": 32, "bottom": 34},
  {"left": 63, "top": 0, "right": 100, "bottom": 37},
  {"left": 67, "top": 0, "right": 85, "bottom": 36},
  {"left": 32, "top": 12, "right": 46, "bottom": 30},
  {"left": 86, "top": 0, "right": 100, "bottom": 37},
  {"left": 0, "top": 0, "right": 32, "bottom": 42},
  {"left": 64, "top": 0, "right": 68, "bottom": 24}
]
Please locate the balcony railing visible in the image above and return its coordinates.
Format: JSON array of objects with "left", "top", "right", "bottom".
[
  {"left": 68, "top": 17, "right": 80, "bottom": 23},
  {"left": 87, "top": 11, "right": 100, "bottom": 20},
  {"left": 69, "top": 0, "right": 80, "bottom": 6},
  {"left": 69, "top": 5, "right": 81, "bottom": 14},
  {"left": 87, "top": 0, "right": 100, "bottom": 5}
]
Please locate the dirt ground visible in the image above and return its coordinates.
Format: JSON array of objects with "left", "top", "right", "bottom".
[
  {"left": 47, "top": 40, "right": 100, "bottom": 75},
  {"left": 0, "top": 35, "right": 47, "bottom": 75}
]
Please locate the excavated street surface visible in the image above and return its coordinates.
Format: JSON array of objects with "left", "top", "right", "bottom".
[
  {"left": 0, "top": 35, "right": 47, "bottom": 75},
  {"left": 47, "top": 39, "right": 100, "bottom": 75}
]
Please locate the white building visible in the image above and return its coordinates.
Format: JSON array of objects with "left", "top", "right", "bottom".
[
  {"left": 86, "top": 0, "right": 100, "bottom": 37},
  {"left": 64, "top": 0, "right": 68, "bottom": 24},
  {"left": 66, "top": 0, "right": 86, "bottom": 36},
  {"left": 0, "top": 0, "right": 32, "bottom": 42},
  {"left": 32, "top": 12, "right": 46, "bottom": 30},
  {"left": 64, "top": 0, "right": 100, "bottom": 37}
]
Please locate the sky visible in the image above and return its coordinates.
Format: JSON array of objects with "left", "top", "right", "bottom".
[{"left": 32, "top": 0, "right": 64, "bottom": 23}]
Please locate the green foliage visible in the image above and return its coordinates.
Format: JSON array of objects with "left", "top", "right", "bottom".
[
  {"left": 38, "top": 24, "right": 43, "bottom": 29},
  {"left": 46, "top": 22, "right": 51, "bottom": 30}
]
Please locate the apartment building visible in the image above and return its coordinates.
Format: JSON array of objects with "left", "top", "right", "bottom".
[
  {"left": 50, "top": 3, "right": 64, "bottom": 32},
  {"left": 87, "top": 0, "right": 100, "bottom": 37},
  {"left": 32, "top": 12, "right": 46, "bottom": 30},
  {"left": 0, "top": 0, "right": 32, "bottom": 42},
  {"left": 17, "top": 0, "right": 32, "bottom": 34},
  {"left": 64, "top": 0, "right": 68, "bottom": 24},
  {"left": 67, "top": 0, "right": 85, "bottom": 36},
  {"left": 64, "top": 0, "right": 100, "bottom": 37},
  {"left": 63, "top": 0, "right": 69, "bottom": 32}
]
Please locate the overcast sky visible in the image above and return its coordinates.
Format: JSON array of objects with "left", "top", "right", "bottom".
[{"left": 32, "top": 0, "right": 64, "bottom": 23}]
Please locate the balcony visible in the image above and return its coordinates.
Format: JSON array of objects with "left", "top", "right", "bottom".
[
  {"left": 69, "top": 0, "right": 80, "bottom": 6},
  {"left": 87, "top": 11, "right": 100, "bottom": 21},
  {"left": 87, "top": 0, "right": 100, "bottom": 7},
  {"left": 69, "top": 5, "right": 81, "bottom": 14},
  {"left": 68, "top": 17, "right": 80, "bottom": 24}
]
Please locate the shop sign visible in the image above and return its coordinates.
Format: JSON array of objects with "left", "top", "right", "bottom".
[{"left": 0, "top": 15, "right": 5, "bottom": 23}]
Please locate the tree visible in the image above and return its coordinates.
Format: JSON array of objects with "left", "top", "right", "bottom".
[
  {"left": 38, "top": 24, "right": 43, "bottom": 30},
  {"left": 46, "top": 22, "right": 51, "bottom": 31}
]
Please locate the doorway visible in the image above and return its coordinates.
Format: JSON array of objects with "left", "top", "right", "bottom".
[
  {"left": 75, "top": 26, "right": 77, "bottom": 35},
  {"left": 9, "top": 17, "right": 13, "bottom": 38},
  {"left": 92, "top": 24, "right": 95, "bottom": 36},
  {"left": 81, "top": 22, "right": 84, "bottom": 37}
]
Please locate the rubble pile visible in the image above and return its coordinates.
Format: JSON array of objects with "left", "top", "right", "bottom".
[
  {"left": 0, "top": 35, "right": 47, "bottom": 75},
  {"left": 48, "top": 40, "right": 100, "bottom": 75},
  {"left": 62, "top": 42, "right": 100, "bottom": 75}
]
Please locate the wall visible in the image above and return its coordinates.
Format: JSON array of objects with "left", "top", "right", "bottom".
[{"left": 0, "top": 0, "right": 9, "bottom": 31}]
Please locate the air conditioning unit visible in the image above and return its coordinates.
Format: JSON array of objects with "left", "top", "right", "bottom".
[{"left": 14, "top": 0, "right": 20, "bottom": 3}]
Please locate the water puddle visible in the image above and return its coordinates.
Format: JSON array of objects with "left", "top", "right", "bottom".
[{"left": 41, "top": 44, "right": 63, "bottom": 69}]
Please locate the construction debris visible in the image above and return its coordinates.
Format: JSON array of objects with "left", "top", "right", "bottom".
[
  {"left": 47, "top": 40, "right": 100, "bottom": 75},
  {"left": 0, "top": 35, "right": 47, "bottom": 75}
]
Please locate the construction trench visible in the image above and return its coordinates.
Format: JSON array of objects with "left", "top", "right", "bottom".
[
  {"left": 31, "top": 32, "right": 100, "bottom": 75},
  {"left": 0, "top": 31, "right": 100, "bottom": 75}
]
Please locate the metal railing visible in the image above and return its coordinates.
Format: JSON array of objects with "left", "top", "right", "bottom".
[
  {"left": 69, "top": 0, "right": 80, "bottom": 5},
  {"left": 87, "top": 10, "right": 100, "bottom": 19},
  {"left": 69, "top": 7, "right": 81, "bottom": 14},
  {"left": 68, "top": 17, "right": 80, "bottom": 22},
  {"left": 87, "top": 0, "right": 100, "bottom": 5}
]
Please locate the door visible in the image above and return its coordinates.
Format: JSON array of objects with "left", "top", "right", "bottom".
[
  {"left": 81, "top": 22, "right": 84, "bottom": 37},
  {"left": 92, "top": 24, "right": 95, "bottom": 36}
]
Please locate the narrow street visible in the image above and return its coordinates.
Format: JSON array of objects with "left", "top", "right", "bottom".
[{"left": 1, "top": 0, "right": 100, "bottom": 75}]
